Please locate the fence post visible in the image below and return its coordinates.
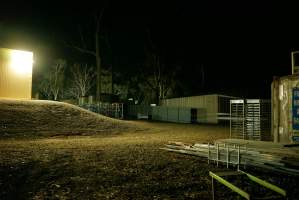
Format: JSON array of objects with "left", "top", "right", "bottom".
[
  {"left": 121, "top": 103, "right": 124, "bottom": 119},
  {"left": 167, "top": 107, "right": 169, "bottom": 121},
  {"left": 178, "top": 107, "right": 180, "bottom": 123}
]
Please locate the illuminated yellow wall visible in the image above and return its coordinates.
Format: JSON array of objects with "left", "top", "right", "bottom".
[{"left": 0, "top": 48, "right": 33, "bottom": 99}]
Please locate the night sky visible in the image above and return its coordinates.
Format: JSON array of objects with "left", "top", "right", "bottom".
[{"left": 1, "top": 1, "right": 299, "bottom": 99}]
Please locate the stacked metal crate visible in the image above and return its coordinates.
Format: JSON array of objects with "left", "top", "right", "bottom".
[
  {"left": 230, "top": 99, "right": 271, "bottom": 141},
  {"left": 230, "top": 100, "right": 245, "bottom": 139}
]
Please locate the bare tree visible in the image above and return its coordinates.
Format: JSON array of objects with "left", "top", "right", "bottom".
[
  {"left": 113, "top": 83, "right": 128, "bottom": 100},
  {"left": 144, "top": 51, "right": 175, "bottom": 104},
  {"left": 39, "top": 79, "right": 52, "bottom": 100},
  {"left": 200, "top": 64, "right": 205, "bottom": 88},
  {"left": 70, "top": 63, "right": 95, "bottom": 98},
  {"left": 66, "top": 86, "right": 81, "bottom": 100},
  {"left": 143, "top": 28, "right": 176, "bottom": 104},
  {"left": 101, "top": 68, "right": 112, "bottom": 94},
  {"left": 49, "top": 59, "right": 66, "bottom": 101},
  {"left": 66, "top": 8, "right": 106, "bottom": 101}
]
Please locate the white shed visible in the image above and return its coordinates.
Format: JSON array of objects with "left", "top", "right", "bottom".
[{"left": 161, "top": 94, "right": 237, "bottom": 124}]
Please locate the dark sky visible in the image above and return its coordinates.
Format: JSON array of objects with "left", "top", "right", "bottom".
[{"left": 1, "top": 1, "right": 299, "bottom": 98}]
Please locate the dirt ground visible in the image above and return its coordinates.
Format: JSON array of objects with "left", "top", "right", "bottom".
[
  {"left": 0, "top": 120, "right": 225, "bottom": 199},
  {"left": 0, "top": 100, "right": 298, "bottom": 199},
  {"left": 1, "top": 121, "right": 298, "bottom": 199}
]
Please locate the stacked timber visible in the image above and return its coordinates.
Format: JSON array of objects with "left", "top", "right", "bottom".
[{"left": 161, "top": 140, "right": 299, "bottom": 176}]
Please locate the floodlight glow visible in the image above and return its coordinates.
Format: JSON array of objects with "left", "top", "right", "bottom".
[{"left": 9, "top": 50, "right": 33, "bottom": 75}]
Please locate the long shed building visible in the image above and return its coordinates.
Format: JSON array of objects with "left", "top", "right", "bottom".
[{"left": 161, "top": 94, "right": 237, "bottom": 124}]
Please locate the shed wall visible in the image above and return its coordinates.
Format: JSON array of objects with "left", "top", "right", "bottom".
[
  {"left": 151, "top": 106, "right": 191, "bottom": 123},
  {"left": 0, "top": 48, "right": 32, "bottom": 99},
  {"left": 272, "top": 75, "right": 299, "bottom": 143},
  {"left": 161, "top": 95, "right": 218, "bottom": 123}
]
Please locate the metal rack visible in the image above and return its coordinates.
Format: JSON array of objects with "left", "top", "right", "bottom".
[
  {"left": 246, "top": 99, "right": 261, "bottom": 140},
  {"left": 230, "top": 99, "right": 271, "bottom": 141},
  {"left": 162, "top": 140, "right": 299, "bottom": 176},
  {"left": 162, "top": 141, "right": 292, "bottom": 199},
  {"left": 230, "top": 100, "right": 245, "bottom": 139},
  {"left": 207, "top": 142, "right": 246, "bottom": 170}
]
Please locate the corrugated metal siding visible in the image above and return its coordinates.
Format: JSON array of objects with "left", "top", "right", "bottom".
[
  {"left": 161, "top": 95, "right": 219, "bottom": 123},
  {"left": 152, "top": 106, "right": 162, "bottom": 121},
  {"left": 167, "top": 107, "right": 179, "bottom": 123},
  {"left": 127, "top": 105, "right": 151, "bottom": 118},
  {"left": 151, "top": 106, "right": 191, "bottom": 123},
  {"left": 196, "top": 108, "right": 207, "bottom": 123},
  {"left": 127, "top": 95, "right": 235, "bottom": 124},
  {"left": 178, "top": 108, "right": 191, "bottom": 123},
  {"left": 0, "top": 48, "right": 32, "bottom": 99}
]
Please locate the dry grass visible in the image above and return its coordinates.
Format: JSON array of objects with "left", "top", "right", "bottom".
[
  {"left": 0, "top": 120, "right": 231, "bottom": 200},
  {"left": 0, "top": 99, "right": 137, "bottom": 137}
]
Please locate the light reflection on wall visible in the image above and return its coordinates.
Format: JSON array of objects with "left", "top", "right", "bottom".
[
  {"left": 0, "top": 48, "right": 33, "bottom": 99},
  {"left": 10, "top": 50, "right": 33, "bottom": 75}
]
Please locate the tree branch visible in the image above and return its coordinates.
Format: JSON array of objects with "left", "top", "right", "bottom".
[
  {"left": 65, "top": 42, "right": 96, "bottom": 56},
  {"left": 95, "top": 7, "right": 105, "bottom": 34},
  {"left": 145, "top": 78, "right": 155, "bottom": 90},
  {"left": 145, "top": 27, "right": 155, "bottom": 51},
  {"left": 78, "top": 25, "right": 87, "bottom": 49}
]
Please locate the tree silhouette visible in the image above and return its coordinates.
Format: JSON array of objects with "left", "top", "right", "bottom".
[{"left": 66, "top": 7, "right": 107, "bottom": 101}]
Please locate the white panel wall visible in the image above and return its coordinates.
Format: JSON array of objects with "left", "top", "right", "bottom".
[{"left": 161, "top": 95, "right": 218, "bottom": 123}]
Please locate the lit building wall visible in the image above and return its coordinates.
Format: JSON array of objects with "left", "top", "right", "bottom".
[
  {"left": 272, "top": 75, "right": 299, "bottom": 143},
  {"left": 0, "top": 48, "right": 33, "bottom": 99}
]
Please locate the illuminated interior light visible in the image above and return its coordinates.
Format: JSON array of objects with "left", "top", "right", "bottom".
[{"left": 10, "top": 50, "right": 33, "bottom": 75}]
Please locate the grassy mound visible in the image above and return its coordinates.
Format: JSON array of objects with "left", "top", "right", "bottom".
[{"left": 0, "top": 99, "right": 135, "bottom": 136}]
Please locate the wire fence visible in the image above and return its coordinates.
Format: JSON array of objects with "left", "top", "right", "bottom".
[{"left": 80, "top": 103, "right": 124, "bottom": 119}]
